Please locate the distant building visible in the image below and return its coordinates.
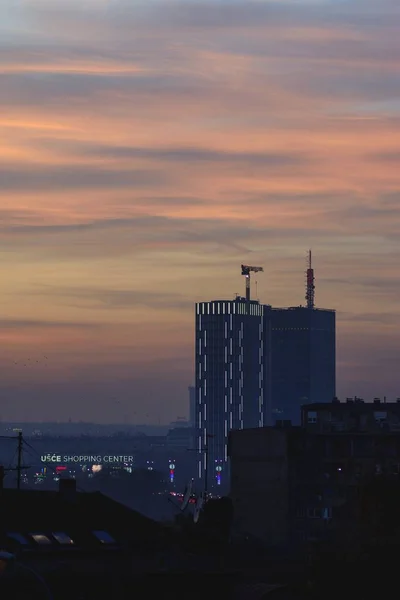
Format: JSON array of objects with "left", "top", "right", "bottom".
[
  {"left": 229, "top": 399, "right": 400, "bottom": 548},
  {"left": 269, "top": 306, "right": 336, "bottom": 424},
  {"left": 195, "top": 298, "right": 269, "bottom": 491},
  {"left": 167, "top": 425, "right": 194, "bottom": 451},
  {"left": 195, "top": 255, "right": 336, "bottom": 491}
]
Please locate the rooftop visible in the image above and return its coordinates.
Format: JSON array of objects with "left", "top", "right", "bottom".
[
  {"left": 0, "top": 485, "right": 171, "bottom": 555},
  {"left": 303, "top": 400, "right": 400, "bottom": 411}
]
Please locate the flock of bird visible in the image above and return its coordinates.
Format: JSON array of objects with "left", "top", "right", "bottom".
[{"left": 13, "top": 356, "right": 49, "bottom": 367}]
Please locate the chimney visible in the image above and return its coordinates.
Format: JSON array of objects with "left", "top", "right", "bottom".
[{"left": 59, "top": 478, "right": 77, "bottom": 503}]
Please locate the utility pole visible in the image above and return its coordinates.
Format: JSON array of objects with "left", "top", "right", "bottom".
[
  {"left": 203, "top": 433, "right": 214, "bottom": 498},
  {"left": 17, "top": 431, "right": 23, "bottom": 490},
  {"left": 204, "top": 441, "right": 209, "bottom": 499},
  {"left": 187, "top": 433, "right": 213, "bottom": 499},
  {"left": 0, "top": 432, "right": 30, "bottom": 490}
]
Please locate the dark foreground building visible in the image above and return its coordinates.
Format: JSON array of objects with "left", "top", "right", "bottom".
[
  {"left": 229, "top": 399, "right": 400, "bottom": 549},
  {"left": 0, "top": 478, "right": 297, "bottom": 599},
  {"left": 0, "top": 478, "right": 176, "bottom": 599}
]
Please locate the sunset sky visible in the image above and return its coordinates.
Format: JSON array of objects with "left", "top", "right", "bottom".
[{"left": 0, "top": 0, "right": 399, "bottom": 423}]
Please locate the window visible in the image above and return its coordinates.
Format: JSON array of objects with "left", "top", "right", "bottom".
[
  {"left": 31, "top": 533, "right": 52, "bottom": 545},
  {"left": 307, "top": 508, "right": 322, "bottom": 519},
  {"left": 52, "top": 532, "right": 74, "bottom": 545},
  {"left": 92, "top": 530, "right": 116, "bottom": 544},
  {"left": 354, "top": 463, "right": 362, "bottom": 477},
  {"left": 6, "top": 533, "right": 29, "bottom": 545},
  {"left": 307, "top": 507, "right": 331, "bottom": 519},
  {"left": 374, "top": 411, "right": 387, "bottom": 422},
  {"left": 307, "top": 411, "right": 317, "bottom": 424}
]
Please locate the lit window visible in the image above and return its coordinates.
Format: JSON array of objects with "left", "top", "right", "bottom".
[
  {"left": 52, "top": 532, "right": 74, "bottom": 545},
  {"left": 31, "top": 533, "right": 52, "bottom": 545},
  {"left": 374, "top": 411, "right": 387, "bottom": 422},
  {"left": 93, "top": 530, "right": 116, "bottom": 544},
  {"left": 307, "top": 411, "right": 317, "bottom": 424}
]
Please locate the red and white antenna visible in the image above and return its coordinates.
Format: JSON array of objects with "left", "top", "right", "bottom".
[{"left": 305, "top": 249, "right": 315, "bottom": 309}]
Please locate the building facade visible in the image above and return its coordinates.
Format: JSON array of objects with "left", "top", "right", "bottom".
[
  {"left": 270, "top": 307, "right": 336, "bottom": 424},
  {"left": 229, "top": 399, "right": 400, "bottom": 548},
  {"left": 301, "top": 398, "right": 400, "bottom": 432},
  {"left": 188, "top": 386, "right": 196, "bottom": 428},
  {"left": 195, "top": 298, "right": 269, "bottom": 491}
]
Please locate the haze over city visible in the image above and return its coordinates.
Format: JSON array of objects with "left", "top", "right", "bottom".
[{"left": 0, "top": 0, "right": 399, "bottom": 424}]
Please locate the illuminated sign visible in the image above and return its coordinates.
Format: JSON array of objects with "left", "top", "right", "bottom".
[{"left": 40, "top": 455, "right": 134, "bottom": 464}]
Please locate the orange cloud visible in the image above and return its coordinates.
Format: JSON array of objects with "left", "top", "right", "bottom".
[{"left": 0, "top": 0, "right": 399, "bottom": 421}]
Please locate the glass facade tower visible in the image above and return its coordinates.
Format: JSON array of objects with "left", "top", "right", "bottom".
[
  {"left": 195, "top": 298, "right": 269, "bottom": 491},
  {"left": 270, "top": 306, "right": 336, "bottom": 425}
]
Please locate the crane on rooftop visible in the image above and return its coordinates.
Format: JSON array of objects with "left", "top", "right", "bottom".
[{"left": 241, "top": 264, "right": 264, "bottom": 302}]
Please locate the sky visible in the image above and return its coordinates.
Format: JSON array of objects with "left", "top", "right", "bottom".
[{"left": 0, "top": 0, "right": 399, "bottom": 423}]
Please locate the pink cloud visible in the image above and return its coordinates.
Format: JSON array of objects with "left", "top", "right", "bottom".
[{"left": 0, "top": 0, "right": 399, "bottom": 420}]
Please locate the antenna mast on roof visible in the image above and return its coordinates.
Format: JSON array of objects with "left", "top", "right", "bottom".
[{"left": 305, "top": 250, "right": 315, "bottom": 309}]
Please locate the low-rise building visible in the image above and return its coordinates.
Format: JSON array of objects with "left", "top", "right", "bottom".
[
  {"left": 302, "top": 397, "right": 400, "bottom": 433},
  {"left": 229, "top": 399, "right": 400, "bottom": 549}
]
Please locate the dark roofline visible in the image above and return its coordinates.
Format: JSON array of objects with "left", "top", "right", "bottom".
[
  {"left": 302, "top": 401, "right": 400, "bottom": 410},
  {"left": 271, "top": 306, "right": 335, "bottom": 313}
]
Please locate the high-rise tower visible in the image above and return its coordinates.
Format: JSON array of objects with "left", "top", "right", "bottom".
[
  {"left": 195, "top": 296, "right": 269, "bottom": 492},
  {"left": 269, "top": 253, "right": 335, "bottom": 424}
]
